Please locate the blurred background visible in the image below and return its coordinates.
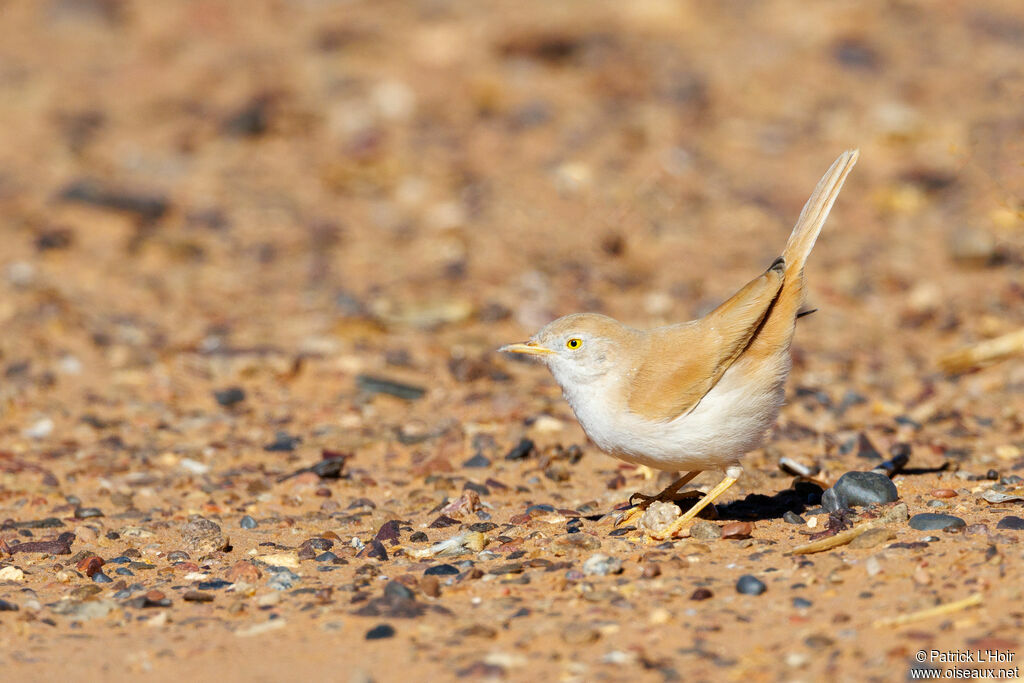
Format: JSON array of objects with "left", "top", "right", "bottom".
[{"left": 0, "top": 0, "right": 1021, "bottom": 426}]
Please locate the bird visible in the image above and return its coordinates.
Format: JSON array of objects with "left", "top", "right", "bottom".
[{"left": 500, "top": 150, "right": 859, "bottom": 539}]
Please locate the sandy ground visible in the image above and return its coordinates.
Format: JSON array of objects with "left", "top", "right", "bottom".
[{"left": 1, "top": 1, "right": 1023, "bottom": 681}]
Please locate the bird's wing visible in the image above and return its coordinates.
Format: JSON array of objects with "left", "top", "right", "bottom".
[{"left": 626, "top": 259, "right": 785, "bottom": 421}]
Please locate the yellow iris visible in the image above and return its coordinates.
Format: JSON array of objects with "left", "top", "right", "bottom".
[{"left": 566, "top": 338, "right": 582, "bottom": 349}]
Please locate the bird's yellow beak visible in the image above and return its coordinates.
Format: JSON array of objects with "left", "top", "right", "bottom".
[{"left": 499, "top": 341, "right": 555, "bottom": 356}]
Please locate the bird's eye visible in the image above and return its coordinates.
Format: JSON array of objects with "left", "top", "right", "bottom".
[{"left": 566, "top": 338, "right": 582, "bottom": 350}]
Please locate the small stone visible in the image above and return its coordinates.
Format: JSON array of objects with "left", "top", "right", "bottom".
[
  {"left": 0, "top": 566, "right": 25, "bottom": 581},
  {"left": 561, "top": 622, "right": 601, "bottom": 645},
  {"left": 821, "top": 471, "right": 899, "bottom": 512},
  {"left": 909, "top": 513, "right": 967, "bottom": 532},
  {"left": 92, "top": 572, "right": 113, "bottom": 584},
  {"left": 419, "top": 575, "right": 441, "bottom": 598},
  {"left": 848, "top": 527, "right": 895, "bottom": 549},
  {"left": 931, "top": 489, "right": 957, "bottom": 499},
  {"left": 793, "top": 597, "right": 813, "bottom": 608},
  {"left": 184, "top": 591, "right": 214, "bottom": 603},
  {"left": 256, "top": 552, "right": 300, "bottom": 569},
  {"left": 783, "top": 511, "right": 806, "bottom": 525},
  {"left": 239, "top": 516, "right": 258, "bottom": 529},
  {"left": 996, "top": 516, "right": 1024, "bottom": 531},
  {"left": 735, "top": 574, "right": 766, "bottom": 595},
  {"left": 641, "top": 563, "right": 661, "bottom": 579},
  {"left": 0, "top": 599, "right": 17, "bottom": 611},
  {"left": 690, "top": 588, "right": 713, "bottom": 601},
  {"left": 690, "top": 520, "right": 721, "bottom": 540},
  {"left": 74, "top": 507, "right": 104, "bottom": 519},
  {"left": 582, "top": 553, "right": 623, "bottom": 576},
  {"left": 214, "top": 387, "right": 246, "bottom": 407},
  {"left": 226, "top": 561, "right": 262, "bottom": 583},
  {"left": 315, "top": 552, "right": 338, "bottom": 562},
  {"left": 365, "top": 623, "right": 396, "bottom": 640},
  {"left": 181, "top": 518, "right": 229, "bottom": 556},
  {"left": 503, "top": 438, "right": 535, "bottom": 461},
  {"left": 423, "top": 564, "right": 459, "bottom": 576},
  {"left": 720, "top": 521, "right": 753, "bottom": 539},
  {"left": 462, "top": 453, "right": 490, "bottom": 468},
  {"left": 551, "top": 533, "right": 601, "bottom": 552},
  {"left": 76, "top": 555, "right": 105, "bottom": 577},
  {"left": 266, "top": 567, "right": 300, "bottom": 591}
]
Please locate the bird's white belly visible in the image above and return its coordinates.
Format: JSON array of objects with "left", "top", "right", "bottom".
[{"left": 562, "top": 356, "right": 789, "bottom": 472}]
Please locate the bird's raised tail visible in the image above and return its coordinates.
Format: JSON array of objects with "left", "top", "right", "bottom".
[{"left": 782, "top": 149, "right": 859, "bottom": 280}]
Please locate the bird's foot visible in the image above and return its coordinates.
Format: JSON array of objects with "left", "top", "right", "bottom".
[
  {"left": 644, "top": 468, "right": 741, "bottom": 541},
  {"left": 615, "top": 490, "right": 706, "bottom": 529}
]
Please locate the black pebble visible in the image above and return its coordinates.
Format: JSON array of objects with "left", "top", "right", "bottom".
[
  {"left": 0, "top": 599, "right": 18, "bottom": 611},
  {"left": 214, "top": 387, "right": 246, "bottom": 407},
  {"left": 315, "top": 552, "right": 338, "bottom": 562},
  {"left": 503, "top": 438, "right": 535, "bottom": 461},
  {"left": 462, "top": 453, "right": 491, "bottom": 468},
  {"left": 690, "top": 588, "right": 713, "bottom": 601},
  {"left": 908, "top": 513, "right": 966, "bottom": 532},
  {"left": 239, "top": 516, "right": 258, "bottom": 529},
  {"left": 996, "top": 516, "right": 1024, "bottom": 531},
  {"left": 409, "top": 531, "right": 429, "bottom": 543},
  {"left": 792, "top": 597, "right": 813, "bottom": 608},
  {"left": 365, "top": 624, "right": 396, "bottom": 640},
  {"left": 423, "top": 564, "right": 459, "bottom": 576},
  {"left": 821, "top": 471, "right": 898, "bottom": 512},
  {"left": 735, "top": 574, "right": 766, "bottom": 595},
  {"left": 264, "top": 432, "right": 301, "bottom": 452},
  {"left": 782, "top": 511, "right": 805, "bottom": 525}
]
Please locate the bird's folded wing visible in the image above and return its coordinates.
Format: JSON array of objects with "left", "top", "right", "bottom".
[{"left": 627, "top": 260, "right": 785, "bottom": 421}]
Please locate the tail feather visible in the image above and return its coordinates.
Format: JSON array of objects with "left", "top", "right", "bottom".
[{"left": 782, "top": 149, "right": 859, "bottom": 279}]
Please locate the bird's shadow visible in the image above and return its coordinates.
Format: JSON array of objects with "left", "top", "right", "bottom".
[{"left": 714, "top": 481, "right": 824, "bottom": 522}]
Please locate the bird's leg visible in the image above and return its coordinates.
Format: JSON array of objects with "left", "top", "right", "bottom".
[
  {"left": 614, "top": 470, "right": 701, "bottom": 527},
  {"left": 647, "top": 464, "right": 743, "bottom": 540}
]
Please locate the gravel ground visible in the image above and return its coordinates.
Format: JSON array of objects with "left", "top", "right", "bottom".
[{"left": 1, "top": 1, "right": 1023, "bottom": 681}]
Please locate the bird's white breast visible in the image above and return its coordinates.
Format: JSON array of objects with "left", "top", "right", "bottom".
[{"left": 558, "top": 354, "right": 790, "bottom": 472}]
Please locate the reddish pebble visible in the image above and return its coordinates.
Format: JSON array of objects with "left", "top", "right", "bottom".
[
  {"left": 931, "top": 489, "right": 957, "bottom": 499},
  {"left": 721, "top": 521, "right": 754, "bottom": 539},
  {"left": 76, "top": 555, "right": 104, "bottom": 577},
  {"left": 641, "top": 563, "right": 661, "bottom": 579},
  {"left": 225, "top": 560, "right": 262, "bottom": 583},
  {"left": 420, "top": 575, "right": 441, "bottom": 598},
  {"left": 145, "top": 590, "right": 165, "bottom": 601}
]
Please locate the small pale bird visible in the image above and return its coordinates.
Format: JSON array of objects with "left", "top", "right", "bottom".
[{"left": 501, "top": 150, "right": 859, "bottom": 539}]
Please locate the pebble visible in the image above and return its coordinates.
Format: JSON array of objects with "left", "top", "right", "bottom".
[
  {"left": 365, "top": 623, "right": 396, "bottom": 640},
  {"left": 419, "top": 575, "right": 441, "bottom": 597},
  {"left": 721, "top": 521, "right": 753, "bottom": 539},
  {"left": 931, "top": 489, "right": 958, "bottom": 498},
  {"left": 239, "top": 516, "right": 258, "bottom": 529},
  {"left": 735, "top": 575, "right": 766, "bottom": 595},
  {"left": 92, "top": 572, "right": 113, "bottom": 584},
  {"left": 226, "top": 561, "right": 262, "bottom": 583},
  {"left": 821, "top": 471, "right": 899, "bottom": 512},
  {"left": 183, "top": 591, "right": 214, "bottom": 603},
  {"left": 793, "top": 597, "right": 813, "bottom": 608},
  {"left": 996, "top": 516, "right": 1024, "bottom": 531},
  {"left": 0, "top": 599, "right": 17, "bottom": 611},
  {"left": 690, "top": 588, "right": 713, "bottom": 601},
  {"left": 266, "top": 567, "right": 301, "bottom": 591},
  {"left": 213, "top": 387, "right": 246, "bottom": 407},
  {"left": 315, "top": 551, "right": 338, "bottom": 562},
  {"left": 462, "top": 453, "right": 490, "bottom": 468},
  {"left": 690, "top": 520, "right": 721, "bottom": 540},
  {"left": 561, "top": 622, "right": 601, "bottom": 645},
  {"left": 582, "top": 553, "right": 623, "bottom": 576},
  {"left": 503, "top": 438, "right": 535, "bottom": 461},
  {"left": 181, "top": 518, "right": 229, "bottom": 556},
  {"left": 908, "top": 513, "right": 967, "bottom": 532},
  {"left": 783, "top": 511, "right": 806, "bottom": 524},
  {"left": 0, "top": 566, "right": 25, "bottom": 581},
  {"left": 74, "top": 507, "right": 104, "bottom": 519},
  {"left": 423, "top": 564, "right": 459, "bottom": 576}
]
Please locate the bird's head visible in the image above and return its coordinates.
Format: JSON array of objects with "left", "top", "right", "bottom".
[{"left": 499, "top": 313, "right": 636, "bottom": 388}]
